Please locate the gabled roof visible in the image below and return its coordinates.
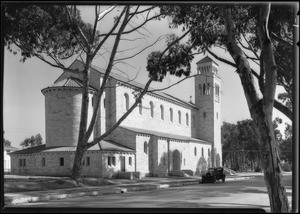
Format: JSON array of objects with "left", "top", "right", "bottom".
[
  {"left": 196, "top": 56, "right": 219, "bottom": 66},
  {"left": 66, "top": 59, "right": 197, "bottom": 110},
  {"left": 9, "top": 140, "right": 134, "bottom": 155},
  {"left": 42, "top": 77, "right": 97, "bottom": 92},
  {"left": 120, "top": 126, "right": 212, "bottom": 145}
]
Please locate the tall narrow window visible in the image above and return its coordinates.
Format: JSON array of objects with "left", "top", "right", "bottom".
[
  {"left": 129, "top": 157, "right": 132, "bottom": 166},
  {"left": 19, "top": 159, "right": 22, "bottom": 167},
  {"left": 178, "top": 111, "right": 181, "bottom": 124},
  {"left": 108, "top": 156, "right": 112, "bottom": 166},
  {"left": 150, "top": 101, "right": 154, "bottom": 118},
  {"left": 215, "top": 84, "right": 220, "bottom": 102},
  {"left": 112, "top": 157, "right": 116, "bottom": 166},
  {"left": 139, "top": 102, "right": 142, "bottom": 115},
  {"left": 160, "top": 105, "right": 164, "bottom": 120},
  {"left": 201, "top": 148, "right": 204, "bottom": 157},
  {"left": 124, "top": 93, "right": 129, "bottom": 111},
  {"left": 203, "top": 84, "right": 206, "bottom": 95},
  {"left": 186, "top": 113, "right": 189, "bottom": 126},
  {"left": 194, "top": 147, "right": 197, "bottom": 156},
  {"left": 169, "top": 108, "right": 173, "bottom": 122},
  {"left": 42, "top": 158, "right": 46, "bottom": 166},
  {"left": 23, "top": 159, "right": 26, "bottom": 167},
  {"left": 103, "top": 98, "right": 106, "bottom": 109},
  {"left": 208, "top": 148, "right": 211, "bottom": 157},
  {"left": 144, "top": 141, "right": 148, "bottom": 154},
  {"left": 59, "top": 158, "right": 64, "bottom": 166},
  {"left": 207, "top": 83, "right": 210, "bottom": 95},
  {"left": 199, "top": 84, "right": 202, "bottom": 94},
  {"left": 86, "top": 157, "right": 90, "bottom": 166}
]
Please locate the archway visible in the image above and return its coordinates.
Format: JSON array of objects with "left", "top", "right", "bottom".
[{"left": 172, "top": 149, "right": 181, "bottom": 171}]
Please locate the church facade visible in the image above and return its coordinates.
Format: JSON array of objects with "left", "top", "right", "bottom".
[{"left": 10, "top": 56, "right": 222, "bottom": 178}]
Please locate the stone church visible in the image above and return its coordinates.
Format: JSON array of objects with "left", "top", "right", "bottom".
[{"left": 10, "top": 56, "right": 222, "bottom": 178}]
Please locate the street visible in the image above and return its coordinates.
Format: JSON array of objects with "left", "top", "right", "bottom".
[{"left": 13, "top": 174, "right": 292, "bottom": 212}]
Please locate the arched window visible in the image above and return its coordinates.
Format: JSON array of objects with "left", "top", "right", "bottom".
[
  {"left": 139, "top": 102, "right": 142, "bottom": 115},
  {"left": 144, "top": 141, "right": 148, "bottom": 154},
  {"left": 178, "top": 111, "right": 181, "bottom": 124},
  {"left": 203, "top": 84, "right": 206, "bottom": 95},
  {"left": 215, "top": 84, "right": 220, "bottom": 102},
  {"left": 124, "top": 93, "right": 129, "bottom": 111},
  {"left": 169, "top": 108, "right": 173, "bottom": 122},
  {"left": 150, "top": 101, "right": 154, "bottom": 118},
  {"left": 194, "top": 147, "right": 197, "bottom": 156},
  {"left": 186, "top": 113, "right": 189, "bottom": 126},
  {"left": 207, "top": 83, "right": 210, "bottom": 95},
  {"left": 160, "top": 105, "right": 164, "bottom": 120},
  {"left": 201, "top": 147, "right": 204, "bottom": 156}
]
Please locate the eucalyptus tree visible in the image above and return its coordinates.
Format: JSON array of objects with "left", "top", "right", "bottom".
[{"left": 147, "top": 3, "right": 296, "bottom": 212}]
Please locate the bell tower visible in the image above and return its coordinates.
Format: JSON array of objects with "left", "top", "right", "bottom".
[{"left": 194, "top": 56, "right": 222, "bottom": 167}]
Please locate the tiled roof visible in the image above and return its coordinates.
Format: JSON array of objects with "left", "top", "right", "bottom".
[
  {"left": 43, "top": 77, "right": 97, "bottom": 91},
  {"left": 68, "top": 60, "right": 197, "bottom": 109},
  {"left": 120, "top": 126, "right": 212, "bottom": 144},
  {"left": 196, "top": 56, "right": 219, "bottom": 66},
  {"left": 9, "top": 140, "right": 134, "bottom": 155}
]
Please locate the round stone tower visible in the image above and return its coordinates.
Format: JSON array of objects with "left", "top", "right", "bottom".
[{"left": 41, "top": 77, "right": 96, "bottom": 148}]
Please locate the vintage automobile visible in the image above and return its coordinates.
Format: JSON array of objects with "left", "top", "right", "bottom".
[{"left": 201, "top": 167, "right": 226, "bottom": 183}]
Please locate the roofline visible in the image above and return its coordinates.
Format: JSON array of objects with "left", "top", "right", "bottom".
[
  {"left": 119, "top": 126, "right": 212, "bottom": 145},
  {"left": 196, "top": 56, "right": 219, "bottom": 66},
  {"left": 72, "top": 59, "right": 197, "bottom": 110}
]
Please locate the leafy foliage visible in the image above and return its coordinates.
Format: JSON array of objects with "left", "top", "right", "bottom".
[
  {"left": 221, "top": 118, "right": 289, "bottom": 171},
  {"left": 20, "top": 134, "right": 43, "bottom": 148},
  {"left": 146, "top": 34, "right": 193, "bottom": 82},
  {"left": 4, "top": 4, "right": 84, "bottom": 62}
]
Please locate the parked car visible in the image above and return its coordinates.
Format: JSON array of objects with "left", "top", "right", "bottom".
[{"left": 201, "top": 167, "right": 226, "bottom": 183}]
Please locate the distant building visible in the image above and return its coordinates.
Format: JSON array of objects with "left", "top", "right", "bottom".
[
  {"left": 10, "top": 56, "right": 222, "bottom": 178},
  {"left": 4, "top": 145, "right": 18, "bottom": 173}
]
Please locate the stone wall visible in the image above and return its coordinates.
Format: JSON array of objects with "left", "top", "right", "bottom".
[
  {"left": 114, "top": 82, "right": 193, "bottom": 137},
  {"left": 10, "top": 150, "right": 115, "bottom": 177},
  {"left": 100, "top": 152, "right": 135, "bottom": 178}
]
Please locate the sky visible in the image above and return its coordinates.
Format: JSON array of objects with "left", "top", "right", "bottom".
[{"left": 2, "top": 5, "right": 292, "bottom": 148}]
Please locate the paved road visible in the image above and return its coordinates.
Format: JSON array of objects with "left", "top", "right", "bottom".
[{"left": 14, "top": 174, "right": 292, "bottom": 212}]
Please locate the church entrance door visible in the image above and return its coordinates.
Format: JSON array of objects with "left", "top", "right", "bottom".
[
  {"left": 120, "top": 156, "right": 126, "bottom": 172},
  {"left": 172, "top": 149, "right": 181, "bottom": 171}
]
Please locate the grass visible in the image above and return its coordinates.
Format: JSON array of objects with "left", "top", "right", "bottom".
[{"left": 4, "top": 175, "right": 140, "bottom": 193}]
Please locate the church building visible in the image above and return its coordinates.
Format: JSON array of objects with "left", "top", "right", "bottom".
[{"left": 10, "top": 56, "right": 222, "bottom": 178}]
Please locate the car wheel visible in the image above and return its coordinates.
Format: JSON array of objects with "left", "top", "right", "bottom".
[{"left": 213, "top": 176, "right": 216, "bottom": 183}]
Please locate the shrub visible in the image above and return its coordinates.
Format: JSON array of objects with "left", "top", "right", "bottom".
[
  {"left": 280, "top": 162, "right": 292, "bottom": 172},
  {"left": 254, "top": 166, "right": 262, "bottom": 172}
]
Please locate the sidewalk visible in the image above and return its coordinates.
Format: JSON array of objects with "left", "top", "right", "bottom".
[{"left": 4, "top": 174, "right": 256, "bottom": 206}]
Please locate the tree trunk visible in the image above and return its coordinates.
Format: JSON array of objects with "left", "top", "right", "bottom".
[
  {"left": 222, "top": 5, "right": 290, "bottom": 212},
  {"left": 251, "top": 102, "right": 290, "bottom": 212},
  {"left": 71, "top": 56, "right": 92, "bottom": 181}
]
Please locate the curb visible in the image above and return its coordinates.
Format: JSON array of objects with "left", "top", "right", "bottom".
[
  {"left": 4, "top": 187, "right": 127, "bottom": 206},
  {"left": 4, "top": 177, "right": 253, "bottom": 206}
]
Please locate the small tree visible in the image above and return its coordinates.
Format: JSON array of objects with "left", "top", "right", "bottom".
[{"left": 20, "top": 134, "right": 43, "bottom": 148}]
